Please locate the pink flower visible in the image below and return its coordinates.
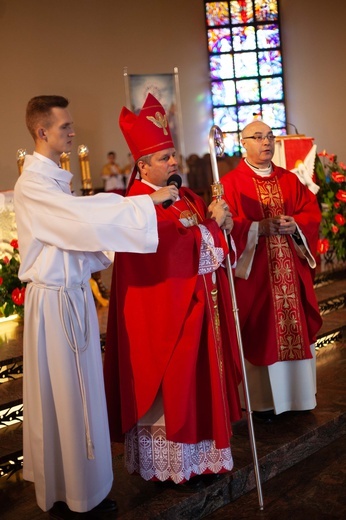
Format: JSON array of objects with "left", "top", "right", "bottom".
[
  {"left": 335, "top": 214, "right": 345, "bottom": 226},
  {"left": 339, "top": 162, "right": 346, "bottom": 170},
  {"left": 11, "top": 287, "right": 26, "bottom": 306}
]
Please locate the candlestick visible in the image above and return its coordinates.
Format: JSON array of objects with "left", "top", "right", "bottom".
[
  {"left": 16, "top": 149, "right": 27, "bottom": 175},
  {"left": 78, "top": 144, "right": 93, "bottom": 194},
  {"left": 60, "top": 152, "right": 71, "bottom": 172}
]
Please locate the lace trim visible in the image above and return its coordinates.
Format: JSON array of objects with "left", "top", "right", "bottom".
[
  {"left": 198, "top": 225, "right": 225, "bottom": 275},
  {"left": 124, "top": 425, "right": 233, "bottom": 483}
]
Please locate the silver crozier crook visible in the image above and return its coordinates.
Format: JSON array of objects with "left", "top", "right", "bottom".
[{"left": 208, "top": 125, "right": 264, "bottom": 511}]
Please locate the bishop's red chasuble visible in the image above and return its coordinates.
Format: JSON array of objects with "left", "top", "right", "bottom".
[{"left": 104, "top": 181, "right": 242, "bottom": 449}]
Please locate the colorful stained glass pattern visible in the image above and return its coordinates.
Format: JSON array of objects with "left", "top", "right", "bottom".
[
  {"left": 255, "top": 0, "right": 278, "bottom": 22},
  {"left": 257, "top": 24, "right": 280, "bottom": 49},
  {"left": 274, "top": 127, "right": 287, "bottom": 136},
  {"left": 212, "top": 80, "right": 236, "bottom": 106},
  {"left": 236, "top": 79, "right": 259, "bottom": 103},
  {"left": 258, "top": 50, "right": 282, "bottom": 76},
  {"left": 223, "top": 132, "right": 241, "bottom": 156},
  {"left": 260, "top": 77, "right": 283, "bottom": 101},
  {"left": 262, "top": 102, "right": 286, "bottom": 128},
  {"left": 238, "top": 104, "right": 261, "bottom": 127},
  {"left": 213, "top": 106, "right": 238, "bottom": 132},
  {"left": 206, "top": 2, "right": 230, "bottom": 26},
  {"left": 232, "top": 25, "right": 256, "bottom": 51},
  {"left": 208, "top": 28, "right": 232, "bottom": 53},
  {"left": 204, "top": 0, "right": 286, "bottom": 145},
  {"left": 210, "top": 54, "right": 234, "bottom": 80},
  {"left": 234, "top": 52, "right": 258, "bottom": 78},
  {"left": 230, "top": 0, "right": 254, "bottom": 24}
]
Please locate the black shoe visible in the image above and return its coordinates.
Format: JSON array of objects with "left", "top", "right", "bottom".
[
  {"left": 253, "top": 410, "right": 276, "bottom": 423},
  {"left": 49, "top": 499, "right": 118, "bottom": 518},
  {"left": 49, "top": 502, "right": 79, "bottom": 519},
  {"left": 92, "top": 498, "right": 118, "bottom": 512}
]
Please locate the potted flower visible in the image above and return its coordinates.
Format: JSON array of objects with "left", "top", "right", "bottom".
[
  {"left": 315, "top": 151, "right": 346, "bottom": 262},
  {"left": 0, "top": 239, "right": 26, "bottom": 319}
]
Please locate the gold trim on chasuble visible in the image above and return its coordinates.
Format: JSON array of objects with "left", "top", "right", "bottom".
[{"left": 254, "top": 177, "right": 305, "bottom": 361}]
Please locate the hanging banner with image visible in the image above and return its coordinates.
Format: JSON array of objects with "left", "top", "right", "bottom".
[{"left": 123, "top": 68, "right": 186, "bottom": 176}]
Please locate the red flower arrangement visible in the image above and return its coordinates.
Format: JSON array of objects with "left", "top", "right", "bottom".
[
  {"left": 315, "top": 151, "right": 346, "bottom": 261},
  {"left": 0, "top": 239, "right": 26, "bottom": 318}
]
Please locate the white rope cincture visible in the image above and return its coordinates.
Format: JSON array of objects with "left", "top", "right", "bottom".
[{"left": 58, "top": 283, "right": 94, "bottom": 460}]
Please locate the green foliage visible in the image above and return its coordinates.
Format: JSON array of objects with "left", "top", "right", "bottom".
[{"left": 316, "top": 152, "right": 346, "bottom": 261}]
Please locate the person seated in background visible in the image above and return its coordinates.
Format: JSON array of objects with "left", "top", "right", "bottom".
[
  {"left": 221, "top": 119, "right": 323, "bottom": 421},
  {"left": 104, "top": 93, "right": 242, "bottom": 486},
  {"left": 101, "top": 151, "right": 125, "bottom": 195}
]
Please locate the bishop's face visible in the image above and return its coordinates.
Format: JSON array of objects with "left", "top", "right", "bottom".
[
  {"left": 139, "top": 148, "right": 178, "bottom": 187},
  {"left": 241, "top": 121, "right": 275, "bottom": 168}
]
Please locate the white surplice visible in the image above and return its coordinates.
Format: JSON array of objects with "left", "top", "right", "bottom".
[{"left": 14, "top": 153, "right": 159, "bottom": 512}]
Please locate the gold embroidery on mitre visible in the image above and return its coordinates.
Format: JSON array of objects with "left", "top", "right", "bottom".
[
  {"left": 146, "top": 112, "right": 168, "bottom": 135},
  {"left": 253, "top": 177, "right": 305, "bottom": 361}
]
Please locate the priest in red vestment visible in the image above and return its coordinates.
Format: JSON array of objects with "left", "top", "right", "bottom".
[
  {"left": 221, "top": 120, "right": 323, "bottom": 418},
  {"left": 104, "top": 94, "right": 242, "bottom": 484}
]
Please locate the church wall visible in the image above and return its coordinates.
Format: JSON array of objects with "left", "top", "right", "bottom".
[{"left": 0, "top": 0, "right": 344, "bottom": 192}]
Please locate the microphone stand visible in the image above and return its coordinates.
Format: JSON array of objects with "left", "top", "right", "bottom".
[{"left": 208, "top": 125, "right": 264, "bottom": 511}]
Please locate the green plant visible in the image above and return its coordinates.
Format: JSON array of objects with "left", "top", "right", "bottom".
[
  {"left": 0, "top": 239, "right": 26, "bottom": 318},
  {"left": 315, "top": 151, "right": 346, "bottom": 261}
]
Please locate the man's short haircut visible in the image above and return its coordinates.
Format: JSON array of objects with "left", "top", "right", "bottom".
[
  {"left": 26, "top": 95, "right": 69, "bottom": 140},
  {"left": 137, "top": 154, "right": 152, "bottom": 166},
  {"left": 136, "top": 154, "right": 152, "bottom": 176}
]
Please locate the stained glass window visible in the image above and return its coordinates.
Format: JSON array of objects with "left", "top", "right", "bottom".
[{"left": 205, "top": 0, "right": 286, "bottom": 155}]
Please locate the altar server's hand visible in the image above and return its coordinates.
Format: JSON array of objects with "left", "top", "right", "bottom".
[{"left": 150, "top": 185, "right": 179, "bottom": 205}]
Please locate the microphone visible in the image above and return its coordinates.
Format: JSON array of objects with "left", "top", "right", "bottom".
[
  {"left": 287, "top": 122, "right": 299, "bottom": 134},
  {"left": 162, "top": 173, "right": 182, "bottom": 209}
]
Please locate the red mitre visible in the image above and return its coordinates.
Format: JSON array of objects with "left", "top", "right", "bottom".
[{"left": 119, "top": 93, "right": 174, "bottom": 162}]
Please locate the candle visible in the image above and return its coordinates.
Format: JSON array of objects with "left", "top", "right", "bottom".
[
  {"left": 60, "top": 152, "right": 71, "bottom": 172},
  {"left": 78, "top": 145, "right": 93, "bottom": 192},
  {"left": 16, "top": 149, "right": 27, "bottom": 175}
]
